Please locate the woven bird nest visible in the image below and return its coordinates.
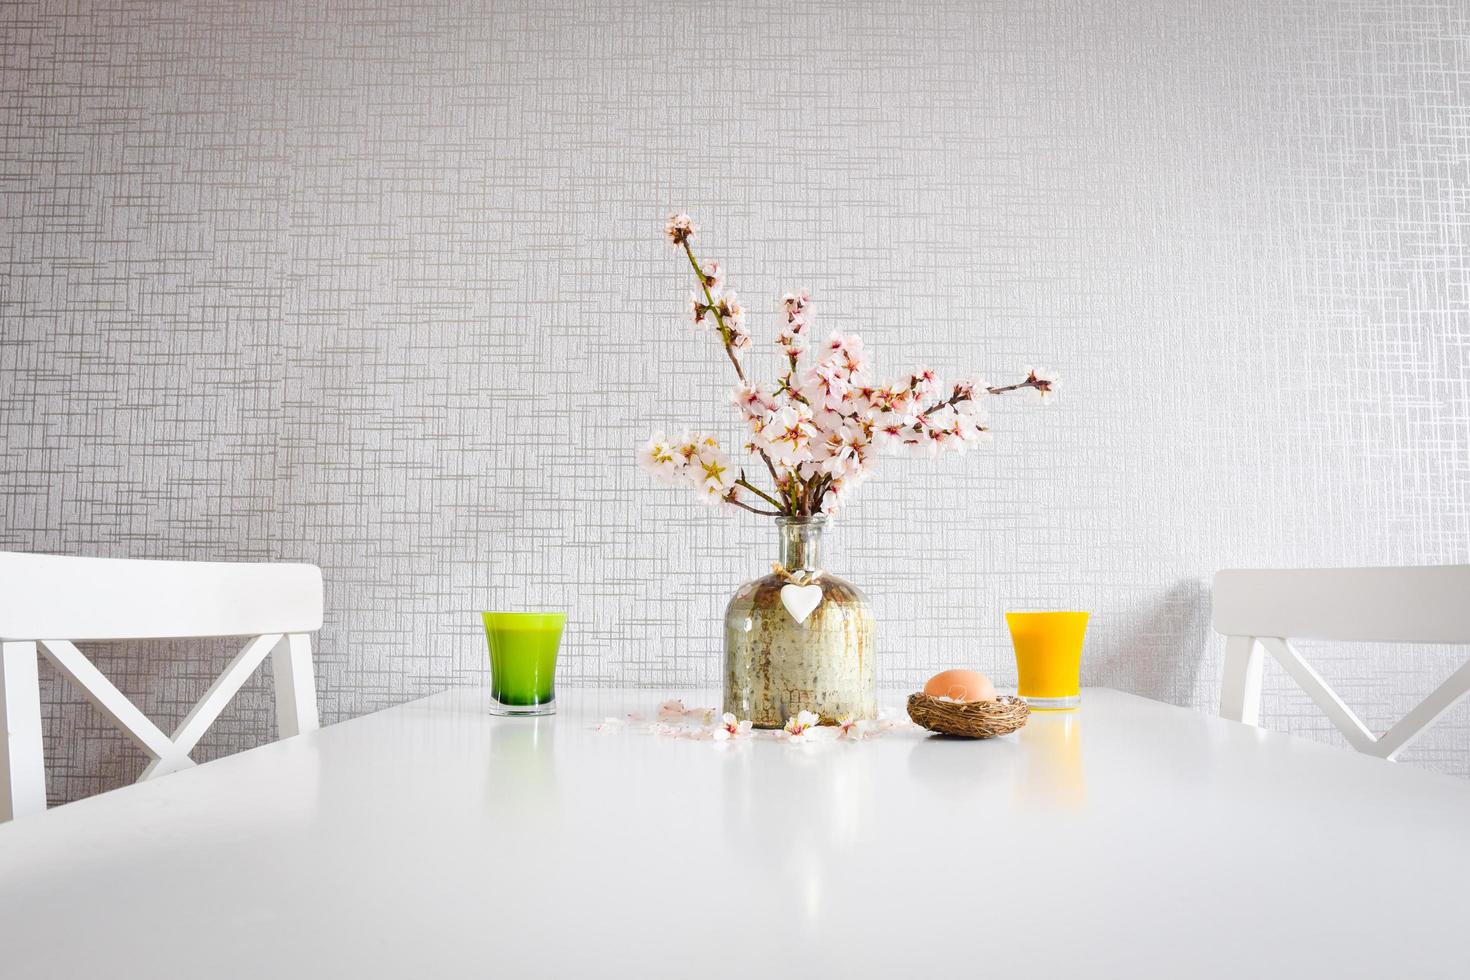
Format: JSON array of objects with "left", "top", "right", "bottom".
[{"left": 907, "top": 692, "right": 1030, "bottom": 738}]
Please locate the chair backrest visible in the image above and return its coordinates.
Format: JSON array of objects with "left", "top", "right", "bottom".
[
  {"left": 0, "top": 552, "right": 324, "bottom": 821},
  {"left": 1212, "top": 565, "right": 1470, "bottom": 760},
  {"left": 0, "top": 551, "right": 323, "bottom": 641}
]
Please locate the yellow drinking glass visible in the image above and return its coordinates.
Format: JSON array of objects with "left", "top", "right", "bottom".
[{"left": 1006, "top": 611, "right": 1089, "bottom": 709}]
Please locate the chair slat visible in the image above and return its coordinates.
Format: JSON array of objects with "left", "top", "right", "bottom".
[
  {"left": 1212, "top": 566, "right": 1470, "bottom": 644},
  {"left": 1372, "top": 658, "right": 1470, "bottom": 760},
  {"left": 0, "top": 552, "right": 323, "bottom": 641},
  {"left": 1258, "top": 637, "right": 1377, "bottom": 752},
  {"left": 164, "top": 633, "right": 283, "bottom": 762},
  {"left": 37, "top": 640, "right": 183, "bottom": 765}
]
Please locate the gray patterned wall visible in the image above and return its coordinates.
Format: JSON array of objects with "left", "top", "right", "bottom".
[{"left": 3, "top": 0, "right": 1467, "bottom": 803}]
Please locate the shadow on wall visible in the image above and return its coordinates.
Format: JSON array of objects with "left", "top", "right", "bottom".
[{"left": 1092, "top": 579, "right": 1214, "bottom": 706}]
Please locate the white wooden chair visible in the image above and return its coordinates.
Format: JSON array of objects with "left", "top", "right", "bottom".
[
  {"left": 0, "top": 552, "right": 323, "bottom": 821},
  {"left": 1213, "top": 565, "right": 1470, "bottom": 760}
]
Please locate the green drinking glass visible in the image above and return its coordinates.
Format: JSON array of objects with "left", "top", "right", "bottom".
[{"left": 482, "top": 612, "right": 565, "bottom": 716}]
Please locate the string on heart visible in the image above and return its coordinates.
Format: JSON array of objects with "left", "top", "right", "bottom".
[{"left": 771, "top": 563, "right": 823, "bottom": 587}]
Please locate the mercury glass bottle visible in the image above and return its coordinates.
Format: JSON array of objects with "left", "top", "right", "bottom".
[{"left": 723, "top": 515, "right": 877, "bottom": 728}]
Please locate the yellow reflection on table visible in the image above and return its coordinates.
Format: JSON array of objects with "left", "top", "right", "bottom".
[{"left": 1015, "top": 709, "right": 1087, "bottom": 810}]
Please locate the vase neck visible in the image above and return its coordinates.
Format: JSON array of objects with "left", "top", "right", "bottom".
[{"left": 776, "top": 517, "right": 825, "bottom": 572}]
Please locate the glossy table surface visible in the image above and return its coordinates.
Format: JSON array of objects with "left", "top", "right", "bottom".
[{"left": 2, "top": 687, "right": 1468, "bottom": 978}]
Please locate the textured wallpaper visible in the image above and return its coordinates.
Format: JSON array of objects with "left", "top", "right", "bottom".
[{"left": 2, "top": 0, "right": 1468, "bottom": 804}]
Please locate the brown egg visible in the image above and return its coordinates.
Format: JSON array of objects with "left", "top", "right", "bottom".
[{"left": 923, "top": 669, "right": 997, "bottom": 703}]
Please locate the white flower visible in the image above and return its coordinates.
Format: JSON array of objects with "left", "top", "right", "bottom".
[
  {"left": 759, "top": 404, "right": 817, "bottom": 466},
  {"left": 908, "top": 368, "right": 939, "bottom": 401},
  {"left": 814, "top": 421, "right": 866, "bottom": 478},
  {"left": 670, "top": 432, "right": 700, "bottom": 465},
  {"left": 637, "top": 432, "right": 683, "bottom": 481},
  {"left": 692, "top": 442, "right": 734, "bottom": 492},
  {"left": 732, "top": 382, "right": 777, "bottom": 417},
  {"left": 712, "top": 712, "right": 753, "bottom": 741},
  {"left": 727, "top": 319, "right": 751, "bottom": 351},
  {"left": 664, "top": 213, "right": 696, "bottom": 246},
  {"left": 782, "top": 290, "right": 811, "bottom": 320},
  {"left": 703, "top": 261, "right": 724, "bottom": 290},
  {"left": 594, "top": 717, "right": 625, "bottom": 734},
  {"left": 869, "top": 409, "right": 913, "bottom": 450},
  {"left": 820, "top": 333, "right": 870, "bottom": 380},
  {"left": 783, "top": 710, "right": 821, "bottom": 738},
  {"left": 715, "top": 292, "right": 746, "bottom": 332},
  {"left": 801, "top": 360, "right": 853, "bottom": 409},
  {"left": 776, "top": 329, "right": 809, "bottom": 360}
]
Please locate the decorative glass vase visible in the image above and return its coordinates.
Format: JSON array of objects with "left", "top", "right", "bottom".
[{"left": 722, "top": 515, "right": 877, "bottom": 728}]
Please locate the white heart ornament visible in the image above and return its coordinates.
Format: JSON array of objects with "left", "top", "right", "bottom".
[{"left": 780, "top": 584, "right": 824, "bottom": 625}]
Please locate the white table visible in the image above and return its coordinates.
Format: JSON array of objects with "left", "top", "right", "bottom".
[{"left": 1, "top": 688, "right": 1467, "bottom": 978}]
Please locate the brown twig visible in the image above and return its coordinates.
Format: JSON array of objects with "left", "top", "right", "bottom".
[
  {"left": 986, "top": 376, "right": 1051, "bottom": 396},
  {"left": 918, "top": 374, "right": 1050, "bottom": 419},
  {"left": 683, "top": 242, "right": 747, "bottom": 385},
  {"left": 681, "top": 241, "right": 790, "bottom": 515},
  {"left": 727, "top": 496, "right": 783, "bottom": 517},
  {"left": 736, "top": 475, "right": 784, "bottom": 512}
]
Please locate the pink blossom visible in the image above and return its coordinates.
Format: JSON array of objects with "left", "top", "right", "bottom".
[
  {"left": 732, "top": 382, "right": 778, "bottom": 415},
  {"left": 820, "top": 333, "right": 871, "bottom": 380},
  {"left": 776, "top": 329, "right": 808, "bottom": 360},
  {"left": 759, "top": 404, "right": 817, "bottom": 466},
  {"left": 908, "top": 368, "right": 939, "bottom": 400},
  {"left": 712, "top": 712, "right": 754, "bottom": 741},
  {"left": 782, "top": 710, "right": 821, "bottom": 739},
  {"left": 801, "top": 361, "right": 852, "bottom": 409},
  {"left": 814, "top": 421, "right": 866, "bottom": 478},
  {"left": 691, "top": 442, "right": 735, "bottom": 506},
  {"left": 713, "top": 292, "right": 746, "bottom": 332},
  {"left": 664, "top": 213, "right": 696, "bottom": 246},
  {"left": 727, "top": 319, "right": 751, "bottom": 351},
  {"left": 703, "top": 261, "right": 724, "bottom": 290},
  {"left": 782, "top": 290, "right": 811, "bottom": 319},
  {"left": 637, "top": 432, "right": 683, "bottom": 481},
  {"left": 654, "top": 700, "right": 718, "bottom": 728}
]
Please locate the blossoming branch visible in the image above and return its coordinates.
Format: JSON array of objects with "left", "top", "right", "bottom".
[{"left": 638, "top": 213, "right": 1056, "bottom": 518}]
